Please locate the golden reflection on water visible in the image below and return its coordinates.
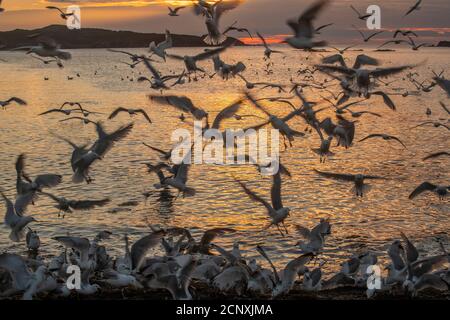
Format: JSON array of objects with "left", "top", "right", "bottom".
[{"left": 0, "top": 47, "right": 449, "bottom": 271}]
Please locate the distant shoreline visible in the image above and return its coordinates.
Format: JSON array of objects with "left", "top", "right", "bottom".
[{"left": 0, "top": 24, "right": 245, "bottom": 49}]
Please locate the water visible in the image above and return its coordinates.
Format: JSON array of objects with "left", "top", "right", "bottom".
[{"left": 0, "top": 46, "right": 449, "bottom": 273}]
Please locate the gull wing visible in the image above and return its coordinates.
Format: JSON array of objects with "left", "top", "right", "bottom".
[
  {"left": 409, "top": 182, "right": 437, "bottom": 199},
  {"left": 314, "top": 169, "right": 355, "bottom": 182}
]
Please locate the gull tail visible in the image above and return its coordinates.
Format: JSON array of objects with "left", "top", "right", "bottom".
[
  {"left": 203, "top": 34, "right": 227, "bottom": 46},
  {"left": 57, "top": 51, "right": 72, "bottom": 60},
  {"left": 183, "top": 187, "right": 196, "bottom": 197},
  {"left": 72, "top": 170, "right": 85, "bottom": 184}
]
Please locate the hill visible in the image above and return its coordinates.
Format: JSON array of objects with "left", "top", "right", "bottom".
[{"left": 0, "top": 25, "right": 244, "bottom": 49}]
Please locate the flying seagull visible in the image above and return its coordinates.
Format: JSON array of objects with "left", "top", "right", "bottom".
[
  {"left": 235, "top": 170, "right": 291, "bottom": 236},
  {"left": 46, "top": 6, "right": 75, "bottom": 20},
  {"left": 404, "top": 0, "right": 422, "bottom": 17},
  {"left": 422, "top": 151, "right": 449, "bottom": 161},
  {"left": 0, "top": 97, "right": 27, "bottom": 109},
  {"left": 108, "top": 107, "right": 152, "bottom": 124},
  {"left": 256, "top": 32, "right": 283, "bottom": 59},
  {"left": 285, "top": 0, "right": 330, "bottom": 49},
  {"left": 350, "top": 5, "right": 373, "bottom": 20},
  {"left": 168, "top": 6, "right": 186, "bottom": 17},
  {"left": 314, "top": 169, "right": 386, "bottom": 197},
  {"left": 359, "top": 133, "right": 407, "bottom": 148},
  {"left": 39, "top": 191, "right": 110, "bottom": 217},
  {"left": 352, "top": 25, "right": 384, "bottom": 42},
  {"left": 409, "top": 182, "right": 449, "bottom": 200}
]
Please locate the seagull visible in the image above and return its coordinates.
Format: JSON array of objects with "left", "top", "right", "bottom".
[
  {"left": 329, "top": 45, "right": 355, "bottom": 55},
  {"left": 411, "top": 121, "right": 450, "bottom": 131},
  {"left": 316, "top": 62, "right": 414, "bottom": 97},
  {"left": 0, "top": 97, "right": 27, "bottom": 109},
  {"left": 350, "top": 5, "right": 373, "bottom": 20},
  {"left": 15, "top": 154, "right": 63, "bottom": 213},
  {"left": 108, "top": 107, "right": 152, "bottom": 124},
  {"left": 405, "top": 36, "right": 432, "bottom": 51},
  {"left": 152, "top": 155, "right": 196, "bottom": 198},
  {"left": 285, "top": 0, "right": 330, "bottom": 49},
  {"left": 409, "top": 182, "right": 449, "bottom": 200},
  {"left": 168, "top": 6, "right": 186, "bottom": 17},
  {"left": 168, "top": 44, "right": 231, "bottom": 75},
  {"left": 193, "top": 0, "right": 242, "bottom": 45},
  {"left": 46, "top": 6, "right": 74, "bottom": 20},
  {"left": 235, "top": 170, "right": 291, "bottom": 236},
  {"left": 256, "top": 32, "right": 283, "bottom": 59},
  {"left": 314, "top": 169, "right": 386, "bottom": 197},
  {"left": 223, "top": 22, "right": 252, "bottom": 39},
  {"left": 39, "top": 108, "right": 81, "bottom": 116},
  {"left": 26, "top": 228, "right": 40, "bottom": 252},
  {"left": 149, "top": 95, "right": 208, "bottom": 120},
  {"left": 359, "top": 133, "right": 407, "bottom": 148},
  {"left": 130, "top": 230, "right": 166, "bottom": 271},
  {"left": 295, "top": 219, "right": 331, "bottom": 255},
  {"left": 1, "top": 191, "right": 36, "bottom": 242},
  {"left": 245, "top": 92, "right": 305, "bottom": 149},
  {"left": 39, "top": 191, "right": 110, "bottom": 217},
  {"left": 404, "top": 0, "right": 422, "bottom": 17},
  {"left": 59, "top": 116, "right": 96, "bottom": 125},
  {"left": 90, "top": 121, "right": 134, "bottom": 160},
  {"left": 352, "top": 25, "right": 384, "bottom": 42},
  {"left": 149, "top": 30, "right": 172, "bottom": 61},
  {"left": 13, "top": 36, "right": 71, "bottom": 61},
  {"left": 138, "top": 56, "right": 181, "bottom": 90},
  {"left": 393, "top": 29, "right": 419, "bottom": 38},
  {"left": 422, "top": 151, "right": 449, "bottom": 161}
]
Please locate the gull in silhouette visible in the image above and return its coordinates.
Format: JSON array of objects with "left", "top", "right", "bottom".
[
  {"left": 149, "top": 30, "right": 172, "bottom": 61},
  {"left": 46, "top": 6, "right": 75, "bottom": 20},
  {"left": 223, "top": 22, "right": 253, "bottom": 39},
  {"left": 193, "top": 0, "right": 242, "bottom": 45},
  {"left": 168, "top": 6, "right": 186, "bottom": 16},
  {"left": 15, "top": 154, "right": 62, "bottom": 213},
  {"left": 329, "top": 45, "right": 355, "bottom": 55},
  {"left": 168, "top": 44, "right": 231, "bottom": 76},
  {"left": 359, "top": 133, "right": 407, "bottom": 148},
  {"left": 39, "top": 191, "right": 110, "bottom": 217},
  {"left": 0, "top": 97, "right": 27, "bottom": 109},
  {"left": 295, "top": 219, "right": 331, "bottom": 255},
  {"left": 235, "top": 170, "right": 291, "bottom": 236},
  {"left": 350, "top": 5, "right": 373, "bottom": 20},
  {"left": 13, "top": 36, "right": 71, "bottom": 61},
  {"left": 314, "top": 169, "right": 385, "bottom": 197},
  {"left": 149, "top": 95, "right": 208, "bottom": 120},
  {"left": 1, "top": 191, "right": 36, "bottom": 242},
  {"left": 394, "top": 29, "right": 418, "bottom": 38},
  {"left": 409, "top": 182, "right": 449, "bottom": 200},
  {"left": 422, "top": 151, "right": 449, "bottom": 161},
  {"left": 245, "top": 92, "right": 305, "bottom": 149},
  {"left": 285, "top": 0, "right": 329, "bottom": 49},
  {"left": 257, "top": 245, "right": 313, "bottom": 298},
  {"left": 352, "top": 25, "right": 384, "bottom": 43},
  {"left": 404, "top": 0, "right": 422, "bottom": 17},
  {"left": 411, "top": 121, "right": 450, "bottom": 131},
  {"left": 256, "top": 32, "right": 283, "bottom": 59},
  {"left": 108, "top": 107, "right": 152, "bottom": 124},
  {"left": 138, "top": 56, "right": 181, "bottom": 90}
]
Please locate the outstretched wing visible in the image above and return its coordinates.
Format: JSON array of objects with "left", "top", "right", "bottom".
[
  {"left": 108, "top": 107, "right": 128, "bottom": 120},
  {"left": 314, "top": 169, "right": 355, "bottom": 181},
  {"left": 409, "top": 182, "right": 437, "bottom": 199}
]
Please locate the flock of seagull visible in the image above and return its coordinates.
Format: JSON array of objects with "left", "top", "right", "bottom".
[{"left": 0, "top": 0, "right": 449, "bottom": 300}]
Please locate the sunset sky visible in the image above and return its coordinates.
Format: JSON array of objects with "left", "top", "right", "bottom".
[{"left": 0, "top": 0, "right": 449, "bottom": 44}]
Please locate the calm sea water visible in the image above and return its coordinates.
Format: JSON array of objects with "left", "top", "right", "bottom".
[{"left": 0, "top": 46, "right": 449, "bottom": 272}]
